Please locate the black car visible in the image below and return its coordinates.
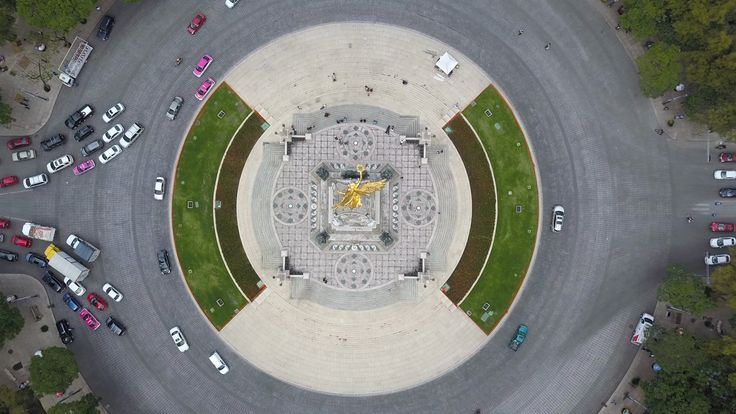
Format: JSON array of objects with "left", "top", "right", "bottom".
[
  {"left": 0, "top": 248, "right": 18, "bottom": 262},
  {"left": 42, "top": 270, "right": 64, "bottom": 293},
  {"left": 25, "top": 252, "right": 48, "bottom": 268},
  {"left": 720, "top": 188, "right": 736, "bottom": 198},
  {"left": 56, "top": 319, "right": 74, "bottom": 344},
  {"left": 157, "top": 249, "right": 171, "bottom": 274},
  {"left": 81, "top": 139, "right": 104, "bottom": 157},
  {"left": 97, "top": 15, "right": 114, "bottom": 40},
  {"left": 64, "top": 105, "right": 93, "bottom": 129},
  {"left": 41, "top": 134, "right": 66, "bottom": 151},
  {"left": 73, "top": 125, "right": 95, "bottom": 142},
  {"left": 105, "top": 316, "right": 126, "bottom": 336}
]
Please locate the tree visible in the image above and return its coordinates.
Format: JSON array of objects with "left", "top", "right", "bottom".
[
  {"left": 642, "top": 370, "right": 712, "bottom": 414},
  {"left": 636, "top": 42, "right": 682, "bottom": 97},
  {"left": 712, "top": 259, "right": 736, "bottom": 308},
  {"left": 29, "top": 347, "right": 79, "bottom": 396},
  {"left": 0, "top": 4, "right": 16, "bottom": 44},
  {"left": 0, "top": 386, "right": 44, "bottom": 414},
  {"left": 48, "top": 393, "right": 99, "bottom": 414},
  {"left": 657, "top": 265, "right": 714, "bottom": 314},
  {"left": 647, "top": 328, "right": 706, "bottom": 372},
  {"left": 0, "top": 291, "right": 24, "bottom": 348},
  {"left": 16, "top": 0, "right": 94, "bottom": 33},
  {"left": 620, "top": 0, "right": 666, "bottom": 40}
]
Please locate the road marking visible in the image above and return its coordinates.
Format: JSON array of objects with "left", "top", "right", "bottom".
[{"left": 0, "top": 189, "right": 32, "bottom": 197}]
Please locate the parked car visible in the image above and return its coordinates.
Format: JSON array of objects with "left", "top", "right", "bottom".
[
  {"left": 208, "top": 351, "right": 229, "bottom": 374},
  {"left": 720, "top": 188, "right": 736, "bottom": 198},
  {"left": 97, "top": 15, "right": 115, "bottom": 40},
  {"left": 710, "top": 222, "right": 734, "bottom": 232},
  {"left": 169, "top": 327, "right": 189, "bottom": 352},
  {"left": 102, "top": 124, "right": 124, "bottom": 143},
  {"left": 705, "top": 254, "right": 731, "bottom": 266},
  {"left": 11, "top": 235, "right": 32, "bottom": 247},
  {"left": 41, "top": 134, "right": 66, "bottom": 151},
  {"left": 11, "top": 149, "right": 36, "bottom": 162},
  {"left": 710, "top": 237, "right": 736, "bottom": 248},
  {"left": 714, "top": 170, "right": 736, "bottom": 180},
  {"left": 187, "top": 13, "right": 206, "bottom": 35},
  {"left": 102, "top": 283, "right": 123, "bottom": 302},
  {"left": 0, "top": 176, "right": 19, "bottom": 188},
  {"left": 47, "top": 155, "right": 74, "bottom": 174},
  {"left": 73, "top": 125, "right": 95, "bottom": 142},
  {"left": 119, "top": 123, "right": 143, "bottom": 148},
  {"left": 166, "top": 96, "right": 183, "bottom": 120},
  {"left": 25, "top": 252, "right": 47, "bottom": 268},
  {"left": 154, "top": 177, "right": 166, "bottom": 200},
  {"left": 79, "top": 308, "right": 100, "bottom": 330},
  {"left": 56, "top": 319, "right": 74, "bottom": 344},
  {"left": 158, "top": 249, "right": 171, "bottom": 274},
  {"left": 0, "top": 218, "right": 9, "bottom": 228},
  {"left": 0, "top": 249, "right": 18, "bottom": 262},
  {"left": 102, "top": 103, "right": 125, "bottom": 123},
  {"left": 195, "top": 77, "right": 216, "bottom": 101},
  {"left": 106, "top": 317, "right": 126, "bottom": 336},
  {"left": 193, "top": 54, "right": 213, "bottom": 77},
  {"left": 62, "top": 292, "right": 82, "bottom": 312},
  {"left": 81, "top": 139, "right": 104, "bottom": 157},
  {"left": 98, "top": 145, "right": 122, "bottom": 164},
  {"left": 64, "top": 105, "right": 93, "bottom": 129},
  {"left": 225, "top": 0, "right": 241, "bottom": 8},
  {"left": 63, "top": 276, "right": 86, "bottom": 296},
  {"left": 23, "top": 173, "right": 48, "bottom": 189},
  {"left": 6, "top": 136, "right": 31, "bottom": 150},
  {"left": 631, "top": 313, "right": 654, "bottom": 345},
  {"left": 87, "top": 293, "right": 108, "bottom": 311},
  {"left": 508, "top": 324, "right": 528, "bottom": 351},
  {"left": 720, "top": 152, "right": 736, "bottom": 163},
  {"left": 42, "top": 270, "right": 64, "bottom": 293},
  {"left": 73, "top": 160, "right": 96, "bottom": 176}
]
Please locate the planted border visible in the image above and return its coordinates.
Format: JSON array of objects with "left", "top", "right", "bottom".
[{"left": 172, "top": 83, "right": 250, "bottom": 329}]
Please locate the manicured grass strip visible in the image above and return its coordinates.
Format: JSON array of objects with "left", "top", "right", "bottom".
[
  {"left": 443, "top": 117, "right": 496, "bottom": 303},
  {"left": 172, "top": 83, "right": 250, "bottom": 330},
  {"left": 215, "top": 111, "right": 267, "bottom": 300},
  {"left": 457, "top": 86, "right": 539, "bottom": 333}
]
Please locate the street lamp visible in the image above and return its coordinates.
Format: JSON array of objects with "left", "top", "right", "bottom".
[{"left": 6, "top": 294, "right": 39, "bottom": 304}]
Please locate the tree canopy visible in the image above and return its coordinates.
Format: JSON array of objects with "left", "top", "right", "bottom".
[
  {"left": 29, "top": 347, "right": 79, "bottom": 396},
  {"left": 16, "top": 0, "right": 95, "bottom": 33},
  {"left": 0, "top": 291, "right": 24, "bottom": 348},
  {"left": 656, "top": 265, "right": 714, "bottom": 314},
  {"left": 712, "top": 256, "right": 736, "bottom": 308}
]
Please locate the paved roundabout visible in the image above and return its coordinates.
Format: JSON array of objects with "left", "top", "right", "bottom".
[{"left": 0, "top": 0, "right": 672, "bottom": 413}]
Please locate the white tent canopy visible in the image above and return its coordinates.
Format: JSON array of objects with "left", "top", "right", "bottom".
[{"left": 435, "top": 52, "right": 458, "bottom": 76}]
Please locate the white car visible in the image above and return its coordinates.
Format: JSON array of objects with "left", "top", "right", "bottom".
[
  {"left": 102, "top": 103, "right": 125, "bottom": 123},
  {"left": 710, "top": 237, "right": 736, "bottom": 248},
  {"left": 98, "top": 145, "right": 122, "bottom": 164},
  {"left": 225, "top": 0, "right": 240, "bottom": 8},
  {"left": 705, "top": 253, "right": 731, "bottom": 266},
  {"left": 12, "top": 149, "right": 36, "bottom": 162},
  {"left": 154, "top": 177, "right": 166, "bottom": 200},
  {"left": 102, "top": 124, "right": 124, "bottom": 143},
  {"left": 102, "top": 283, "right": 123, "bottom": 302},
  {"left": 119, "top": 123, "right": 144, "bottom": 148},
  {"left": 63, "top": 276, "right": 86, "bottom": 296},
  {"left": 46, "top": 154, "right": 74, "bottom": 174},
  {"left": 631, "top": 313, "right": 654, "bottom": 345},
  {"left": 551, "top": 205, "right": 564, "bottom": 232},
  {"left": 169, "top": 327, "right": 189, "bottom": 352},
  {"left": 714, "top": 170, "right": 736, "bottom": 180},
  {"left": 23, "top": 173, "right": 48, "bottom": 189},
  {"left": 209, "top": 351, "right": 229, "bottom": 374}
]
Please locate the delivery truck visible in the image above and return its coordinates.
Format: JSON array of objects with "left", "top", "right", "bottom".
[
  {"left": 21, "top": 222, "right": 56, "bottom": 241},
  {"left": 44, "top": 244, "right": 89, "bottom": 282}
]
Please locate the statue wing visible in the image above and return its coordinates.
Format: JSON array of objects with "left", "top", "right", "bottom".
[{"left": 355, "top": 180, "right": 386, "bottom": 195}]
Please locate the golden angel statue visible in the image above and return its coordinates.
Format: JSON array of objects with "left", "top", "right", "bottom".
[{"left": 334, "top": 164, "right": 386, "bottom": 209}]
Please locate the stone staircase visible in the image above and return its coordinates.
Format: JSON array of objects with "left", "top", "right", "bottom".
[
  {"left": 290, "top": 277, "right": 419, "bottom": 311},
  {"left": 250, "top": 143, "right": 284, "bottom": 269},
  {"left": 292, "top": 104, "right": 419, "bottom": 137}
]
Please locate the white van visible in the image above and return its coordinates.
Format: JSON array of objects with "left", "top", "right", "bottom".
[{"left": 208, "top": 352, "right": 229, "bottom": 374}]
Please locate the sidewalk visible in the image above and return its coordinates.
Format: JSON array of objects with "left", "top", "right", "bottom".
[
  {"left": 0, "top": 0, "right": 116, "bottom": 136},
  {"left": 0, "top": 273, "right": 104, "bottom": 413}
]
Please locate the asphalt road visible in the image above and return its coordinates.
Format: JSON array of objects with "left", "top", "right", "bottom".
[{"left": 0, "top": 0, "right": 710, "bottom": 412}]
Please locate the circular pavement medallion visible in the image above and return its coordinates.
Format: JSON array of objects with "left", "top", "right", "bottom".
[{"left": 272, "top": 187, "right": 309, "bottom": 225}]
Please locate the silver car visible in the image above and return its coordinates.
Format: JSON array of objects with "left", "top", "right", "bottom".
[
  {"left": 551, "top": 205, "right": 564, "bottom": 232},
  {"left": 166, "top": 96, "right": 183, "bottom": 120},
  {"left": 12, "top": 149, "right": 36, "bottom": 162},
  {"left": 705, "top": 254, "right": 731, "bottom": 266}
]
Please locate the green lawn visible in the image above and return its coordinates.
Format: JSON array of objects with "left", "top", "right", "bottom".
[
  {"left": 456, "top": 86, "right": 539, "bottom": 333},
  {"left": 172, "top": 83, "right": 250, "bottom": 329},
  {"left": 215, "top": 111, "right": 267, "bottom": 300}
]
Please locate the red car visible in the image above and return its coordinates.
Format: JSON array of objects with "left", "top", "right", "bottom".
[
  {"left": 6, "top": 136, "right": 31, "bottom": 150},
  {"left": 80, "top": 309, "right": 100, "bottom": 330},
  {"left": 0, "top": 218, "right": 9, "bottom": 228},
  {"left": 720, "top": 152, "right": 736, "bottom": 163},
  {"left": 187, "top": 13, "right": 206, "bottom": 35},
  {"left": 711, "top": 222, "right": 735, "bottom": 232},
  {"left": 11, "top": 235, "right": 32, "bottom": 247},
  {"left": 87, "top": 293, "right": 108, "bottom": 311},
  {"left": 0, "top": 176, "right": 19, "bottom": 188}
]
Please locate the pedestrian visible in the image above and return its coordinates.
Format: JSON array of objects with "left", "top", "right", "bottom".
[
  {"left": 544, "top": 42, "right": 551, "bottom": 50},
  {"left": 331, "top": 72, "right": 336, "bottom": 82},
  {"left": 655, "top": 128, "right": 664, "bottom": 135},
  {"left": 716, "top": 143, "right": 727, "bottom": 150},
  {"left": 716, "top": 202, "right": 722, "bottom": 206},
  {"left": 517, "top": 29, "right": 524, "bottom": 36}
]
